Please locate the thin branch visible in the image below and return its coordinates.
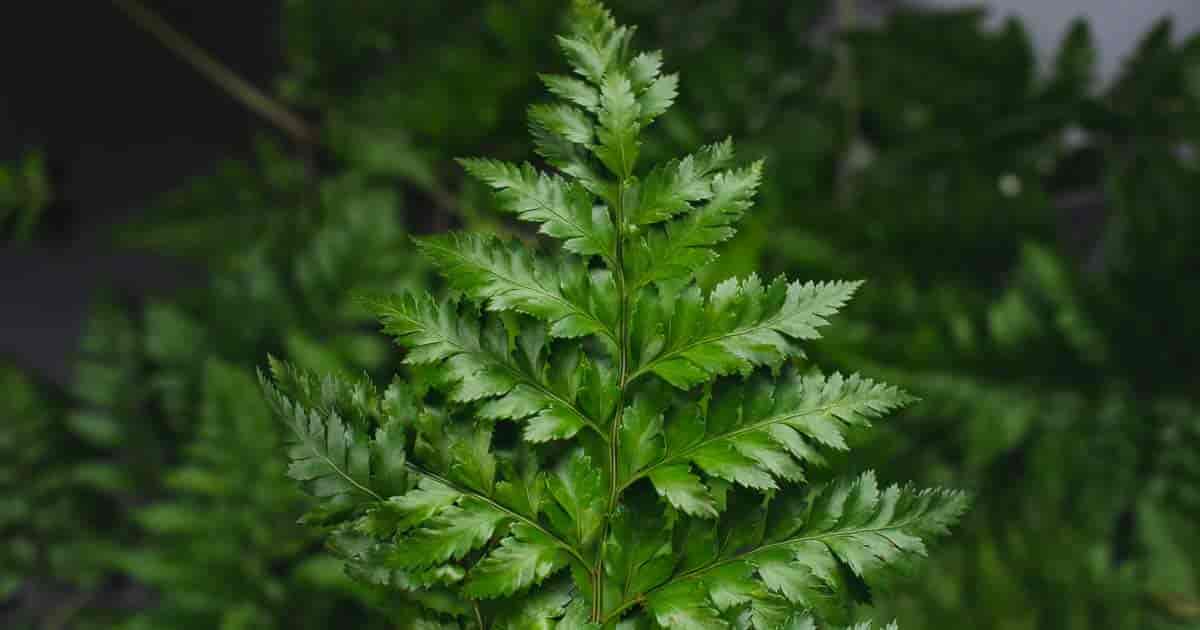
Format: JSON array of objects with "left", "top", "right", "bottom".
[
  {"left": 111, "top": 0, "right": 317, "bottom": 145},
  {"left": 594, "top": 176, "right": 631, "bottom": 623},
  {"left": 110, "top": 0, "right": 486, "bottom": 228}
]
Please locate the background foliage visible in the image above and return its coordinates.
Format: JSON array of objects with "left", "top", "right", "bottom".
[
  {"left": 0, "top": 150, "right": 52, "bottom": 243},
  {"left": 2, "top": 1, "right": 1198, "bottom": 628}
]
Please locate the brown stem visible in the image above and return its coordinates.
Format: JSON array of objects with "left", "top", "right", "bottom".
[{"left": 110, "top": 1, "right": 480, "bottom": 232}]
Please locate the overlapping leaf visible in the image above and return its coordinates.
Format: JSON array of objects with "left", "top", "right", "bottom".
[
  {"left": 602, "top": 498, "right": 676, "bottom": 617},
  {"left": 264, "top": 364, "right": 583, "bottom": 615},
  {"left": 529, "top": 98, "right": 609, "bottom": 197},
  {"left": 556, "top": 0, "right": 629, "bottom": 86},
  {"left": 629, "top": 138, "right": 736, "bottom": 226},
  {"left": 464, "top": 524, "right": 570, "bottom": 598},
  {"left": 491, "top": 580, "right": 586, "bottom": 629},
  {"left": 371, "top": 294, "right": 616, "bottom": 442},
  {"left": 387, "top": 496, "right": 511, "bottom": 568},
  {"left": 261, "top": 359, "right": 408, "bottom": 510},
  {"left": 369, "top": 453, "right": 578, "bottom": 604},
  {"left": 543, "top": 450, "right": 606, "bottom": 546},
  {"left": 628, "top": 160, "right": 763, "bottom": 287}
]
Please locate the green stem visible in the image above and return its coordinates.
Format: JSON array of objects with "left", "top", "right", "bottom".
[
  {"left": 473, "top": 602, "right": 486, "bottom": 629},
  {"left": 111, "top": 0, "right": 317, "bottom": 145},
  {"left": 594, "top": 177, "right": 631, "bottom": 623}
]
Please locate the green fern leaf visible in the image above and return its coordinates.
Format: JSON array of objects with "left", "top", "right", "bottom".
[
  {"left": 594, "top": 72, "right": 643, "bottom": 177},
  {"left": 555, "top": 1, "right": 628, "bottom": 85},
  {"left": 631, "top": 277, "right": 862, "bottom": 389},
  {"left": 464, "top": 524, "right": 570, "bottom": 599},
  {"left": 540, "top": 74, "right": 600, "bottom": 112},
  {"left": 629, "top": 159, "right": 762, "bottom": 287},
  {"left": 642, "top": 475, "right": 966, "bottom": 625},
  {"left": 262, "top": 359, "right": 400, "bottom": 509},
  {"left": 544, "top": 450, "right": 606, "bottom": 546},
  {"left": 416, "top": 232, "right": 617, "bottom": 344},
  {"left": 372, "top": 294, "right": 612, "bottom": 441},
  {"left": 366, "top": 476, "right": 461, "bottom": 536},
  {"left": 645, "top": 581, "right": 728, "bottom": 629},
  {"left": 630, "top": 138, "right": 735, "bottom": 227},
  {"left": 638, "top": 72, "right": 678, "bottom": 125},
  {"left": 458, "top": 159, "right": 614, "bottom": 259},
  {"left": 623, "top": 372, "right": 910, "bottom": 515},
  {"left": 603, "top": 500, "right": 676, "bottom": 608},
  {"left": 529, "top": 103, "right": 595, "bottom": 146},
  {"left": 492, "top": 579, "right": 578, "bottom": 629},
  {"left": 387, "top": 498, "right": 508, "bottom": 569}
]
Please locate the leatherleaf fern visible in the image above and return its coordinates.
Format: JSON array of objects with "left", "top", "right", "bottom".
[{"left": 262, "top": 2, "right": 967, "bottom": 627}]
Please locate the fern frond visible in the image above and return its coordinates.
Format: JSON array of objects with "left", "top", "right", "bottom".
[
  {"left": 491, "top": 579, "right": 580, "bottom": 629},
  {"left": 371, "top": 293, "right": 616, "bottom": 442},
  {"left": 263, "top": 365, "right": 588, "bottom": 615},
  {"left": 416, "top": 232, "right": 618, "bottom": 345},
  {"left": 267, "top": 3, "right": 965, "bottom": 627},
  {"left": 463, "top": 523, "right": 570, "bottom": 598},
  {"left": 621, "top": 371, "right": 914, "bottom": 516},
  {"left": 387, "top": 497, "right": 510, "bottom": 568},
  {"left": 630, "top": 138, "right": 736, "bottom": 227},
  {"left": 262, "top": 359, "right": 405, "bottom": 512},
  {"left": 640, "top": 474, "right": 967, "bottom": 628},
  {"left": 631, "top": 277, "right": 862, "bottom": 389},
  {"left": 458, "top": 159, "right": 615, "bottom": 260},
  {"left": 629, "top": 159, "right": 763, "bottom": 287}
]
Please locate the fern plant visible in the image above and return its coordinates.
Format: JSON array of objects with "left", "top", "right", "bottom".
[
  {"left": 263, "top": 3, "right": 967, "bottom": 627},
  {"left": 86, "top": 158, "right": 427, "bottom": 628},
  {"left": 0, "top": 363, "right": 108, "bottom": 613}
]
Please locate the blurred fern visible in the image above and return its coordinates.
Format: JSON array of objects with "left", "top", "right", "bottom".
[
  {"left": 0, "top": 361, "right": 123, "bottom": 628},
  {"left": 757, "top": 12, "right": 1200, "bottom": 630},
  {"left": 0, "top": 150, "right": 52, "bottom": 242}
]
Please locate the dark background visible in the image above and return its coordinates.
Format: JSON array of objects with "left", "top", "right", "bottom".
[{"left": 1, "top": 2, "right": 280, "bottom": 385}]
